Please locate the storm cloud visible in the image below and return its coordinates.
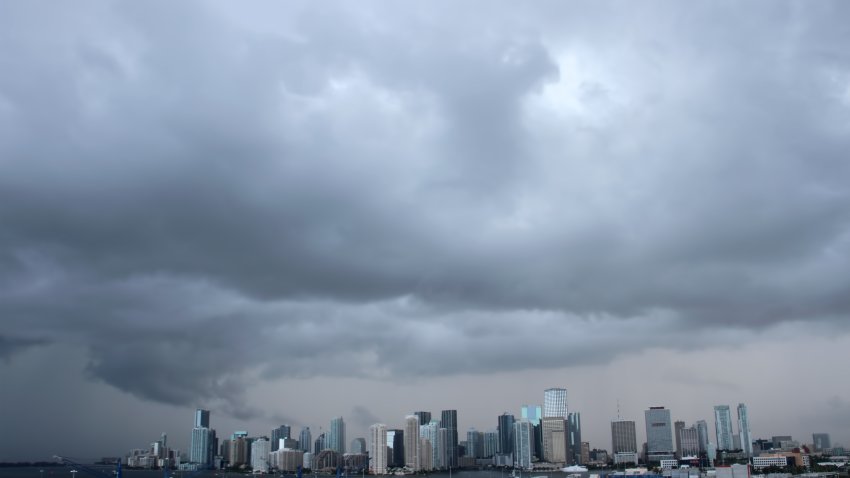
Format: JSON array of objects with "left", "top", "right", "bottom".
[{"left": 2, "top": 0, "right": 850, "bottom": 457}]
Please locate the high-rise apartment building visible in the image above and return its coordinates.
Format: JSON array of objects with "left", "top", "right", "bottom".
[
  {"left": 568, "top": 412, "right": 582, "bottom": 464},
  {"left": 679, "top": 425, "right": 700, "bottom": 457},
  {"left": 737, "top": 403, "right": 752, "bottom": 456},
  {"left": 696, "top": 420, "right": 710, "bottom": 453},
  {"left": 404, "top": 415, "right": 420, "bottom": 471},
  {"left": 714, "top": 405, "right": 734, "bottom": 451},
  {"left": 645, "top": 407, "right": 674, "bottom": 461},
  {"left": 440, "top": 410, "right": 458, "bottom": 468},
  {"left": 329, "top": 417, "right": 346, "bottom": 454},
  {"left": 195, "top": 409, "right": 210, "bottom": 428},
  {"left": 544, "top": 388, "right": 567, "bottom": 418},
  {"left": 497, "top": 413, "right": 515, "bottom": 457},
  {"left": 387, "top": 429, "right": 404, "bottom": 467},
  {"left": 674, "top": 421, "right": 685, "bottom": 458},
  {"left": 252, "top": 437, "right": 271, "bottom": 473},
  {"left": 467, "top": 428, "right": 484, "bottom": 458},
  {"left": 189, "top": 408, "right": 215, "bottom": 467},
  {"left": 514, "top": 420, "right": 533, "bottom": 470},
  {"left": 420, "top": 420, "right": 440, "bottom": 470},
  {"left": 369, "top": 424, "right": 388, "bottom": 475}
]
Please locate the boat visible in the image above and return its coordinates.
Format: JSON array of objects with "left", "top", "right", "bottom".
[{"left": 561, "top": 465, "right": 588, "bottom": 473}]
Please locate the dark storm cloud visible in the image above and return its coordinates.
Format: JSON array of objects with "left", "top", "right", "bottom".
[{"left": 2, "top": 0, "right": 850, "bottom": 413}]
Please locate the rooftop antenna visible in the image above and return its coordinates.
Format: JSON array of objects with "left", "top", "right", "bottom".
[{"left": 617, "top": 398, "right": 621, "bottom": 420}]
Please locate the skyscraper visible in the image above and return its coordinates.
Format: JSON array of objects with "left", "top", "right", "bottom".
[
  {"left": 514, "top": 420, "right": 533, "bottom": 470},
  {"left": 714, "top": 405, "right": 734, "bottom": 451},
  {"left": 644, "top": 407, "right": 674, "bottom": 462},
  {"left": 329, "top": 417, "right": 346, "bottom": 454},
  {"left": 387, "top": 429, "right": 404, "bottom": 467},
  {"left": 813, "top": 433, "right": 831, "bottom": 451},
  {"left": 195, "top": 409, "right": 210, "bottom": 428},
  {"left": 541, "top": 417, "right": 567, "bottom": 463},
  {"left": 679, "top": 425, "right": 700, "bottom": 457},
  {"left": 414, "top": 411, "right": 432, "bottom": 426},
  {"left": 369, "top": 424, "right": 388, "bottom": 475},
  {"left": 497, "top": 413, "right": 515, "bottom": 457},
  {"left": 272, "top": 425, "right": 291, "bottom": 452},
  {"left": 737, "top": 403, "right": 752, "bottom": 456},
  {"left": 674, "top": 421, "right": 685, "bottom": 458},
  {"left": 405, "top": 415, "right": 420, "bottom": 471},
  {"left": 521, "top": 405, "right": 542, "bottom": 425},
  {"left": 299, "top": 427, "right": 312, "bottom": 453},
  {"left": 420, "top": 420, "right": 440, "bottom": 470},
  {"left": 440, "top": 410, "right": 458, "bottom": 468},
  {"left": 544, "top": 388, "right": 567, "bottom": 418},
  {"left": 568, "top": 413, "right": 582, "bottom": 464},
  {"left": 696, "top": 420, "right": 710, "bottom": 453},
  {"left": 611, "top": 420, "right": 637, "bottom": 454}
]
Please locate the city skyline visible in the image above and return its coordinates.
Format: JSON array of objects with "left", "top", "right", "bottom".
[{"left": 3, "top": 0, "right": 850, "bottom": 464}]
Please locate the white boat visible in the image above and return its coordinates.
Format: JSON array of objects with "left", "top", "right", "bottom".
[{"left": 561, "top": 465, "right": 588, "bottom": 473}]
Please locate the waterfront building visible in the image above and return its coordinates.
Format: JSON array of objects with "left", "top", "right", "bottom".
[
  {"left": 404, "top": 415, "right": 421, "bottom": 470},
  {"left": 270, "top": 448, "right": 303, "bottom": 472},
  {"left": 514, "top": 420, "right": 533, "bottom": 470},
  {"left": 568, "top": 412, "right": 582, "bottom": 464},
  {"left": 467, "top": 428, "right": 484, "bottom": 458},
  {"left": 272, "top": 425, "right": 291, "bottom": 452},
  {"left": 189, "top": 409, "right": 215, "bottom": 468},
  {"left": 420, "top": 421, "right": 439, "bottom": 469},
  {"left": 299, "top": 427, "right": 312, "bottom": 453},
  {"left": 419, "top": 437, "right": 433, "bottom": 471},
  {"left": 737, "top": 404, "right": 752, "bottom": 456},
  {"left": 714, "top": 405, "right": 734, "bottom": 451},
  {"left": 440, "top": 410, "right": 458, "bottom": 468},
  {"left": 541, "top": 416, "right": 567, "bottom": 463},
  {"left": 645, "top": 407, "right": 675, "bottom": 462},
  {"left": 813, "top": 433, "right": 831, "bottom": 451},
  {"left": 498, "top": 413, "right": 515, "bottom": 457},
  {"left": 522, "top": 405, "right": 542, "bottom": 425},
  {"left": 251, "top": 438, "right": 270, "bottom": 473},
  {"left": 387, "top": 429, "right": 404, "bottom": 467},
  {"left": 370, "top": 424, "right": 388, "bottom": 475},
  {"left": 484, "top": 431, "right": 498, "bottom": 458},
  {"left": 611, "top": 419, "right": 637, "bottom": 465},
  {"left": 329, "top": 417, "right": 346, "bottom": 454},
  {"left": 544, "top": 388, "right": 568, "bottom": 418}
]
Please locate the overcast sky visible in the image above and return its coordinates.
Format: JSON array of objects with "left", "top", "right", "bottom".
[{"left": 2, "top": 0, "right": 850, "bottom": 462}]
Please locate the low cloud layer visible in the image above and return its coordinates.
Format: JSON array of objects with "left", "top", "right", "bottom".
[{"left": 2, "top": 0, "right": 850, "bottom": 422}]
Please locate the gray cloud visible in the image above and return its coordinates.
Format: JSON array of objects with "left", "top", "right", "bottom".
[{"left": 1, "top": 0, "right": 850, "bottom": 429}]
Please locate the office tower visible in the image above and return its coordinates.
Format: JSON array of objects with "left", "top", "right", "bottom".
[
  {"left": 386, "top": 429, "right": 404, "bottom": 466},
  {"left": 329, "top": 417, "right": 346, "bottom": 453},
  {"left": 467, "top": 428, "right": 484, "bottom": 458},
  {"left": 696, "top": 420, "right": 709, "bottom": 453},
  {"left": 414, "top": 411, "right": 432, "bottom": 426},
  {"left": 644, "top": 407, "right": 674, "bottom": 461},
  {"left": 611, "top": 419, "right": 637, "bottom": 454},
  {"left": 252, "top": 437, "right": 271, "bottom": 473},
  {"left": 405, "top": 415, "right": 421, "bottom": 470},
  {"left": 351, "top": 437, "right": 367, "bottom": 454},
  {"left": 737, "top": 403, "right": 752, "bottom": 456},
  {"left": 522, "top": 405, "right": 542, "bottom": 426},
  {"left": 299, "top": 427, "right": 312, "bottom": 453},
  {"left": 370, "top": 424, "right": 388, "bottom": 475},
  {"left": 440, "top": 410, "right": 458, "bottom": 468},
  {"left": 674, "top": 421, "right": 685, "bottom": 458},
  {"left": 514, "top": 420, "right": 533, "bottom": 470},
  {"left": 314, "top": 433, "right": 325, "bottom": 454},
  {"left": 813, "top": 433, "right": 831, "bottom": 451},
  {"left": 498, "top": 413, "right": 515, "bottom": 457},
  {"left": 195, "top": 409, "right": 210, "bottom": 428},
  {"left": 544, "top": 388, "right": 568, "bottom": 418},
  {"left": 189, "top": 409, "right": 214, "bottom": 467},
  {"left": 680, "top": 425, "right": 700, "bottom": 457},
  {"left": 272, "top": 425, "right": 291, "bottom": 452},
  {"left": 438, "top": 427, "right": 449, "bottom": 469},
  {"left": 541, "top": 417, "right": 567, "bottom": 463},
  {"left": 568, "top": 412, "right": 582, "bottom": 464},
  {"left": 714, "top": 405, "right": 734, "bottom": 451}
]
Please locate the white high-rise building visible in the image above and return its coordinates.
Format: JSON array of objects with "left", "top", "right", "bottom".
[
  {"left": 251, "top": 438, "right": 271, "bottom": 473},
  {"left": 737, "top": 404, "right": 752, "bottom": 456},
  {"left": 404, "top": 415, "right": 420, "bottom": 471},
  {"left": 714, "top": 406, "right": 734, "bottom": 451},
  {"left": 370, "top": 424, "right": 388, "bottom": 475},
  {"left": 544, "top": 388, "right": 567, "bottom": 418},
  {"left": 514, "top": 420, "right": 533, "bottom": 470}
]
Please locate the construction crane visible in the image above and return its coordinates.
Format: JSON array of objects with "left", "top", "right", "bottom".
[{"left": 53, "top": 456, "right": 122, "bottom": 478}]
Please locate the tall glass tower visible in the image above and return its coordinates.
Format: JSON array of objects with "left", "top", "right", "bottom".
[
  {"left": 544, "top": 388, "right": 567, "bottom": 418},
  {"left": 737, "top": 404, "right": 752, "bottom": 456},
  {"left": 329, "top": 416, "right": 346, "bottom": 453},
  {"left": 714, "top": 405, "right": 734, "bottom": 451}
]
